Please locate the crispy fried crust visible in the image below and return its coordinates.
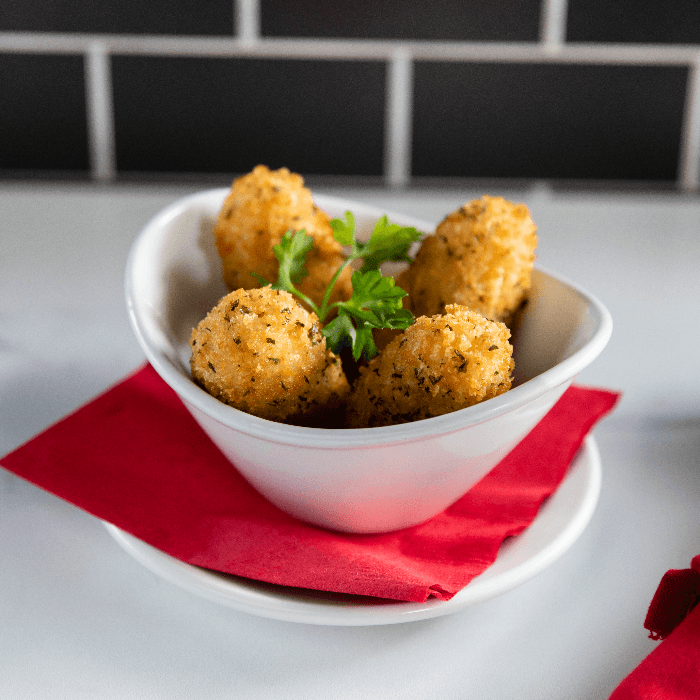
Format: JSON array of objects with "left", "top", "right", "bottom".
[
  {"left": 347, "top": 305, "right": 513, "bottom": 428},
  {"left": 190, "top": 287, "right": 349, "bottom": 424},
  {"left": 398, "top": 195, "right": 537, "bottom": 325},
  {"left": 213, "top": 165, "right": 352, "bottom": 309}
]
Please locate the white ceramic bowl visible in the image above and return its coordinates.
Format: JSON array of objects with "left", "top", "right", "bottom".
[{"left": 125, "top": 188, "right": 612, "bottom": 534}]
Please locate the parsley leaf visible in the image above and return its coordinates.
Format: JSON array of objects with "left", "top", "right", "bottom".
[
  {"left": 323, "top": 270, "right": 414, "bottom": 360},
  {"left": 322, "top": 316, "right": 379, "bottom": 363},
  {"left": 328, "top": 211, "right": 357, "bottom": 249},
  {"left": 274, "top": 229, "right": 314, "bottom": 287},
  {"left": 329, "top": 210, "right": 421, "bottom": 272},
  {"left": 252, "top": 229, "right": 317, "bottom": 310},
  {"left": 335, "top": 270, "right": 411, "bottom": 329},
  {"left": 358, "top": 215, "right": 422, "bottom": 272}
]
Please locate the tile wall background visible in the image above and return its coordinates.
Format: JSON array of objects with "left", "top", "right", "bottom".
[{"left": 1, "top": 0, "right": 699, "bottom": 189}]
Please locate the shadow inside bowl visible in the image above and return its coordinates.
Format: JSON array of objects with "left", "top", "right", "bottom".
[{"left": 510, "top": 269, "right": 602, "bottom": 387}]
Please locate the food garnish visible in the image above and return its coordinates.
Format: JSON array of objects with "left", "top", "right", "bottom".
[{"left": 254, "top": 210, "right": 422, "bottom": 361}]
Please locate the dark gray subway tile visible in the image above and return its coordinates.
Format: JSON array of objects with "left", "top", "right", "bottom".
[
  {"left": 567, "top": 0, "right": 700, "bottom": 44},
  {"left": 111, "top": 56, "right": 386, "bottom": 176},
  {"left": 261, "top": 0, "right": 541, "bottom": 41},
  {"left": 0, "top": 53, "right": 89, "bottom": 172},
  {"left": 412, "top": 62, "right": 687, "bottom": 182},
  {"left": 0, "top": 0, "right": 234, "bottom": 35}
]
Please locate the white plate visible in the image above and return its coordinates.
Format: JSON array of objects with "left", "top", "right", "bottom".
[{"left": 103, "top": 435, "right": 601, "bottom": 626}]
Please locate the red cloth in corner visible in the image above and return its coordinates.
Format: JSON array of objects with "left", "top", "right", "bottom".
[
  {"left": 609, "top": 555, "right": 700, "bottom": 700},
  {"left": 644, "top": 556, "right": 700, "bottom": 641},
  {"left": 1, "top": 363, "right": 619, "bottom": 603}
]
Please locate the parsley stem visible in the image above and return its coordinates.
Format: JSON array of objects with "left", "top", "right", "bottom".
[
  {"left": 317, "top": 256, "right": 356, "bottom": 321},
  {"left": 289, "top": 287, "right": 319, "bottom": 317}
]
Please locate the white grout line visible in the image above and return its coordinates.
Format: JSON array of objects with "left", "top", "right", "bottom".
[
  {"left": 2, "top": 33, "right": 699, "bottom": 65},
  {"left": 236, "top": 0, "right": 260, "bottom": 43},
  {"left": 84, "top": 40, "right": 116, "bottom": 181},
  {"left": 539, "top": 0, "right": 568, "bottom": 50},
  {"left": 678, "top": 58, "right": 700, "bottom": 191},
  {"left": 384, "top": 48, "right": 413, "bottom": 188}
]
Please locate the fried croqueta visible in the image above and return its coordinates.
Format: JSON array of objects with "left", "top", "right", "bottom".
[
  {"left": 190, "top": 287, "right": 349, "bottom": 424},
  {"left": 397, "top": 195, "right": 537, "bottom": 325},
  {"left": 213, "top": 165, "right": 352, "bottom": 310},
  {"left": 347, "top": 305, "right": 513, "bottom": 428}
]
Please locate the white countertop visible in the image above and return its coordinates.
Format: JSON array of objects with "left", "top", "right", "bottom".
[{"left": 1, "top": 181, "right": 699, "bottom": 698}]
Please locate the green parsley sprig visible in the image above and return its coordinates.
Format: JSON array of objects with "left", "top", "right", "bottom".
[{"left": 255, "top": 211, "right": 422, "bottom": 361}]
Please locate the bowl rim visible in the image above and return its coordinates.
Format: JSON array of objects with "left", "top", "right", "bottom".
[{"left": 125, "top": 189, "right": 613, "bottom": 449}]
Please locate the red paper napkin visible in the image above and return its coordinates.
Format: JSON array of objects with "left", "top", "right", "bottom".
[
  {"left": 1, "top": 363, "right": 619, "bottom": 603},
  {"left": 609, "top": 555, "right": 700, "bottom": 699}
]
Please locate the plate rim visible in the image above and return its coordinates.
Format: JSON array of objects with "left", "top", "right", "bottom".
[{"left": 103, "top": 435, "right": 601, "bottom": 626}]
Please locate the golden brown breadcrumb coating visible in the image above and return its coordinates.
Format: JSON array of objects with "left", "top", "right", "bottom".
[
  {"left": 347, "top": 305, "right": 513, "bottom": 428},
  {"left": 213, "top": 165, "right": 352, "bottom": 310},
  {"left": 397, "top": 195, "right": 537, "bottom": 325},
  {"left": 190, "top": 287, "right": 349, "bottom": 424}
]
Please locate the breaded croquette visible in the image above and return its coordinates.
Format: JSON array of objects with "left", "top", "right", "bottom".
[
  {"left": 347, "top": 305, "right": 513, "bottom": 428},
  {"left": 190, "top": 287, "right": 349, "bottom": 424},
  {"left": 397, "top": 195, "right": 537, "bottom": 325},
  {"left": 213, "top": 165, "right": 352, "bottom": 310}
]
